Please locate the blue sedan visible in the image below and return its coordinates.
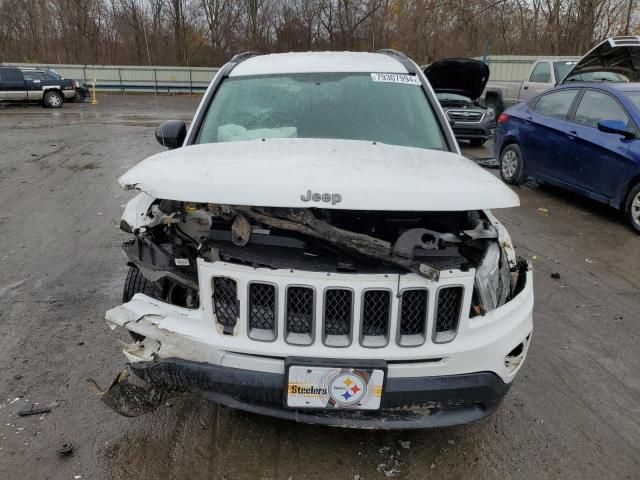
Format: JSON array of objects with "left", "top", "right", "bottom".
[{"left": 495, "top": 83, "right": 640, "bottom": 233}]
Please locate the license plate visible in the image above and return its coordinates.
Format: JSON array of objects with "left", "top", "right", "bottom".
[{"left": 286, "top": 365, "right": 384, "bottom": 410}]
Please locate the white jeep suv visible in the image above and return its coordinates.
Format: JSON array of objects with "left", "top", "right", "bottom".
[{"left": 104, "top": 50, "right": 533, "bottom": 429}]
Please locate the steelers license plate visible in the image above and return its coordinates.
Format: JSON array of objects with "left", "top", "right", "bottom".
[{"left": 286, "top": 365, "right": 384, "bottom": 410}]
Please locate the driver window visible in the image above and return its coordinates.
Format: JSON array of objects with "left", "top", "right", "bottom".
[
  {"left": 529, "top": 62, "right": 551, "bottom": 83},
  {"left": 573, "top": 90, "right": 629, "bottom": 129}
]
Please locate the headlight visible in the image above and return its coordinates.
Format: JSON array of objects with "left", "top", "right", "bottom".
[
  {"left": 474, "top": 242, "right": 510, "bottom": 313},
  {"left": 486, "top": 108, "right": 495, "bottom": 119}
]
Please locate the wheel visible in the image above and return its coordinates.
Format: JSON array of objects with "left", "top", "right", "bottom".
[
  {"left": 43, "top": 91, "right": 63, "bottom": 108},
  {"left": 469, "top": 138, "right": 485, "bottom": 147},
  {"left": 123, "top": 266, "right": 157, "bottom": 341},
  {"left": 624, "top": 183, "right": 640, "bottom": 234},
  {"left": 123, "top": 266, "right": 157, "bottom": 302},
  {"left": 500, "top": 143, "right": 525, "bottom": 185}
]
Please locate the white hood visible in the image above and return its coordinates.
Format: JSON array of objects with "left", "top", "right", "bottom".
[{"left": 119, "top": 138, "right": 519, "bottom": 211}]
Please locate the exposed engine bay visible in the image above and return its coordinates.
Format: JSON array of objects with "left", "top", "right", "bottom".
[{"left": 121, "top": 199, "right": 527, "bottom": 315}]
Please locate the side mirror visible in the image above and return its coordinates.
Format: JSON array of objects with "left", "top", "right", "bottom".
[
  {"left": 155, "top": 120, "right": 187, "bottom": 149},
  {"left": 597, "top": 119, "right": 635, "bottom": 139}
]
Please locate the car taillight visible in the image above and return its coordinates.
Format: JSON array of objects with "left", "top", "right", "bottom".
[{"left": 497, "top": 113, "right": 509, "bottom": 124}]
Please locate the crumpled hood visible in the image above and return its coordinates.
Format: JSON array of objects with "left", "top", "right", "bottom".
[
  {"left": 424, "top": 58, "right": 490, "bottom": 100},
  {"left": 563, "top": 36, "right": 640, "bottom": 83},
  {"left": 119, "top": 138, "right": 519, "bottom": 211}
]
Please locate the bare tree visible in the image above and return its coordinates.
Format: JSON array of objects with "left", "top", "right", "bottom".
[{"left": 0, "top": 0, "right": 637, "bottom": 65}]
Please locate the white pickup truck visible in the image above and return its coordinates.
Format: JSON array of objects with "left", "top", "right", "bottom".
[{"left": 483, "top": 59, "right": 578, "bottom": 114}]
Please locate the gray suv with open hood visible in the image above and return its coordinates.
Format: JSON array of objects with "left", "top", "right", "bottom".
[{"left": 425, "top": 58, "right": 496, "bottom": 146}]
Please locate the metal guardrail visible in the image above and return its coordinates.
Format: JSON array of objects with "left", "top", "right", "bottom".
[
  {"left": 3, "top": 55, "right": 580, "bottom": 92},
  {"left": 1, "top": 63, "right": 219, "bottom": 93}
]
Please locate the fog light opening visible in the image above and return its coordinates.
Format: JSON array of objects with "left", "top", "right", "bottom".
[
  {"left": 504, "top": 336, "right": 529, "bottom": 373},
  {"left": 507, "top": 343, "right": 524, "bottom": 358}
]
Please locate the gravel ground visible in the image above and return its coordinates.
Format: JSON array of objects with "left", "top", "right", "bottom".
[{"left": 0, "top": 95, "right": 638, "bottom": 480}]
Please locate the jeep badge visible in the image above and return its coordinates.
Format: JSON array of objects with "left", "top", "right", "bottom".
[{"left": 300, "top": 190, "right": 342, "bottom": 205}]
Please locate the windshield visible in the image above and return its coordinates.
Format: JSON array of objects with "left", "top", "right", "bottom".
[
  {"left": 435, "top": 92, "right": 473, "bottom": 103},
  {"left": 554, "top": 61, "right": 577, "bottom": 83},
  {"left": 196, "top": 73, "right": 447, "bottom": 150},
  {"left": 564, "top": 71, "right": 631, "bottom": 83},
  {"left": 625, "top": 92, "right": 640, "bottom": 111}
]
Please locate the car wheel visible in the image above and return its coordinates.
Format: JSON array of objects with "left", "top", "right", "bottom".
[
  {"left": 624, "top": 183, "right": 640, "bottom": 234},
  {"left": 500, "top": 143, "right": 525, "bottom": 185},
  {"left": 469, "top": 138, "right": 485, "bottom": 147},
  {"left": 43, "top": 91, "right": 63, "bottom": 108},
  {"left": 123, "top": 266, "right": 157, "bottom": 341}
]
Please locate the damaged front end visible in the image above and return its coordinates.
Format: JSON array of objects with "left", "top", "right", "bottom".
[
  {"left": 99, "top": 192, "right": 531, "bottom": 423},
  {"left": 119, "top": 194, "right": 526, "bottom": 308}
]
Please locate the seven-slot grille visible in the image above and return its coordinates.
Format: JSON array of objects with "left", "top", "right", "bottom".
[
  {"left": 323, "top": 289, "right": 353, "bottom": 347},
  {"left": 399, "top": 289, "right": 428, "bottom": 346},
  {"left": 248, "top": 283, "right": 276, "bottom": 341},
  {"left": 447, "top": 110, "right": 484, "bottom": 122},
  {"left": 434, "top": 286, "right": 464, "bottom": 343},
  {"left": 211, "top": 276, "right": 465, "bottom": 347},
  {"left": 286, "top": 286, "right": 314, "bottom": 344},
  {"left": 212, "top": 277, "right": 239, "bottom": 334},
  {"left": 361, "top": 290, "right": 391, "bottom": 347}
]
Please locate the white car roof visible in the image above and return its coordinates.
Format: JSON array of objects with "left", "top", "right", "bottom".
[{"left": 229, "top": 51, "right": 409, "bottom": 77}]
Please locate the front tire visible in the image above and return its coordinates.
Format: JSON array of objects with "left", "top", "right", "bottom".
[
  {"left": 123, "top": 266, "right": 158, "bottom": 341},
  {"left": 500, "top": 143, "right": 525, "bottom": 185},
  {"left": 624, "top": 183, "right": 640, "bottom": 234},
  {"left": 43, "top": 91, "right": 63, "bottom": 108}
]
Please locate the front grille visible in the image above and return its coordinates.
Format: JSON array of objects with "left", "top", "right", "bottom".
[
  {"left": 324, "top": 289, "right": 353, "bottom": 346},
  {"left": 248, "top": 283, "right": 276, "bottom": 340},
  {"left": 361, "top": 290, "right": 391, "bottom": 346},
  {"left": 447, "top": 110, "right": 484, "bottom": 122},
  {"left": 453, "top": 127, "right": 484, "bottom": 136},
  {"left": 286, "top": 286, "right": 314, "bottom": 344},
  {"left": 400, "top": 289, "right": 428, "bottom": 337},
  {"left": 212, "top": 277, "right": 238, "bottom": 333},
  {"left": 434, "top": 286, "right": 463, "bottom": 343},
  {"left": 207, "top": 265, "right": 467, "bottom": 348}
]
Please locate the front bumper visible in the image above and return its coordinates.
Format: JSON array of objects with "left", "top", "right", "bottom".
[
  {"left": 63, "top": 90, "right": 76, "bottom": 99},
  {"left": 130, "top": 357, "right": 510, "bottom": 429},
  {"left": 104, "top": 260, "right": 533, "bottom": 428},
  {"left": 452, "top": 121, "right": 496, "bottom": 141}
]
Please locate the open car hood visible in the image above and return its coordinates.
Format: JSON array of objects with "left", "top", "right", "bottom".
[
  {"left": 424, "top": 58, "right": 490, "bottom": 100},
  {"left": 119, "top": 138, "right": 519, "bottom": 211},
  {"left": 562, "top": 36, "right": 640, "bottom": 83}
]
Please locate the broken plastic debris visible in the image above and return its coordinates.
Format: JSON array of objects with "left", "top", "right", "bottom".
[{"left": 87, "top": 369, "right": 181, "bottom": 417}]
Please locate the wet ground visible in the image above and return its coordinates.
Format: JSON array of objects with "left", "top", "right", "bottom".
[{"left": 0, "top": 95, "right": 638, "bottom": 480}]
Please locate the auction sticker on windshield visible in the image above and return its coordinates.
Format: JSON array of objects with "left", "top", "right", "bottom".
[
  {"left": 371, "top": 73, "right": 421, "bottom": 85},
  {"left": 286, "top": 365, "right": 384, "bottom": 410}
]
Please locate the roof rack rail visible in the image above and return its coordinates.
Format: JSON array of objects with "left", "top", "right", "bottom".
[
  {"left": 376, "top": 49, "right": 418, "bottom": 74},
  {"left": 223, "top": 51, "right": 263, "bottom": 77},
  {"left": 229, "top": 51, "right": 263, "bottom": 64}
]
